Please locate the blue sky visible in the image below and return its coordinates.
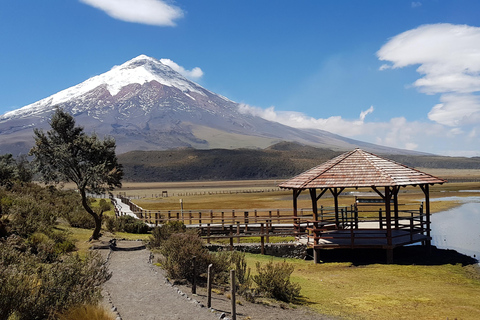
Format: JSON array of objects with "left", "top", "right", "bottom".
[{"left": 2, "top": 1, "right": 480, "bottom": 156}]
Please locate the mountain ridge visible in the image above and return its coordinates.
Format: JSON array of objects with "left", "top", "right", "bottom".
[{"left": 0, "top": 55, "right": 426, "bottom": 156}]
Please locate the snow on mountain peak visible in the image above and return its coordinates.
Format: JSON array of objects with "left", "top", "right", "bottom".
[{"left": 1, "top": 55, "right": 205, "bottom": 120}]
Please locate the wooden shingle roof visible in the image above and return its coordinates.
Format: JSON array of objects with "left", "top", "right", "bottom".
[{"left": 279, "top": 148, "right": 446, "bottom": 189}]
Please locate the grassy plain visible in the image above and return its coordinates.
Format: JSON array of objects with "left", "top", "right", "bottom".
[
  {"left": 247, "top": 253, "right": 480, "bottom": 320},
  {"left": 109, "top": 174, "right": 480, "bottom": 319},
  {"left": 120, "top": 180, "right": 480, "bottom": 214},
  {"left": 62, "top": 172, "right": 480, "bottom": 319}
]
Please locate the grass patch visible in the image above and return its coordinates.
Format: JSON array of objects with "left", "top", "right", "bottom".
[
  {"left": 212, "top": 236, "right": 295, "bottom": 244},
  {"left": 243, "top": 253, "right": 480, "bottom": 320}
]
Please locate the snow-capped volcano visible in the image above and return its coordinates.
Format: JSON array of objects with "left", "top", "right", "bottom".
[
  {"left": 0, "top": 55, "right": 411, "bottom": 155},
  {"left": 2, "top": 55, "right": 213, "bottom": 120}
]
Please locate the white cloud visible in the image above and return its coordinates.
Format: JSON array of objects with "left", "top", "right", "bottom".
[
  {"left": 79, "top": 0, "right": 184, "bottom": 26},
  {"left": 377, "top": 23, "right": 480, "bottom": 127},
  {"left": 237, "top": 103, "right": 480, "bottom": 155},
  {"left": 160, "top": 59, "right": 204, "bottom": 80},
  {"left": 238, "top": 104, "right": 377, "bottom": 136},
  {"left": 411, "top": 2, "right": 422, "bottom": 8}
]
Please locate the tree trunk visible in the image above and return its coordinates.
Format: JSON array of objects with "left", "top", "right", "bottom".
[{"left": 79, "top": 189, "right": 102, "bottom": 241}]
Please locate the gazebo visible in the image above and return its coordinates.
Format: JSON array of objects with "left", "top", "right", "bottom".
[{"left": 279, "top": 148, "right": 446, "bottom": 263}]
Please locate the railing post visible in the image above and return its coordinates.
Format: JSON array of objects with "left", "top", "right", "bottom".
[
  {"left": 379, "top": 208, "right": 383, "bottom": 229},
  {"left": 207, "top": 223, "right": 211, "bottom": 244},
  {"left": 230, "top": 270, "right": 236, "bottom": 320},
  {"left": 192, "top": 256, "right": 197, "bottom": 294},
  {"left": 229, "top": 225, "right": 234, "bottom": 250},
  {"left": 207, "top": 264, "right": 213, "bottom": 308},
  {"left": 260, "top": 223, "right": 265, "bottom": 255},
  {"left": 236, "top": 222, "right": 240, "bottom": 244},
  {"left": 199, "top": 211, "right": 202, "bottom": 226}
]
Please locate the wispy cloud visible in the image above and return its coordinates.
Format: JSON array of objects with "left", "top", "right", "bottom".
[
  {"left": 79, "top": 0, "right": 184, "bottom": 26},
  {"left": 237, "top": 103, "right": 479, "bottom": 156},
  {"left": 377, "top": 23, "right": 480, "bottom": 128},
  {"left": 160, "top": 59, "right": 204, "bottom": 80},
  {"left": 411, "top": 2, "right": 422, "bottom": 8}
]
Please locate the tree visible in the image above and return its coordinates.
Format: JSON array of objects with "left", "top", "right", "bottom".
[
  {"left": 29, "top": 109, "right": 123, "bottom": 240},
  {"left": 0, "top": 154, "right": 32, "bottom": 187}
]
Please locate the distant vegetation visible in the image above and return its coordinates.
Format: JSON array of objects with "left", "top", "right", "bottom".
[{"left": 119, "top": 142, "right": 480, "bottom": 182}]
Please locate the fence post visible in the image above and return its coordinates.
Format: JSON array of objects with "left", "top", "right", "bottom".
[
  {"left": 207, "top": 223, "right": 211, "bottom": 244},
  {"left": 192, "top": 256, "right": 197, "bottom": 294},
  {"left": 207, "top": 264, "right": 213, "bottom": 308},
  {"left": 199, "top": 211, "right": 202, "bottom": 226},
  {"left": 261, "top": 223, "right": 265, "bottom": 255},
  {"left": 236, "top": 222, "right": 240, "bottom": 244},
  {"left": 266, "top": 220, "right": 270, "bottom": 243},
  {"left": 229, "top": 225, "right": 234, "bottom": 251},
  {"left": 230, "top": 270, "right": 236, "bottom": 320}
]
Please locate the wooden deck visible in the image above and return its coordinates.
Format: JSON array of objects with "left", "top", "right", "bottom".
[{"left": 309, "top": 229, "right": 429, "bottom": 249}]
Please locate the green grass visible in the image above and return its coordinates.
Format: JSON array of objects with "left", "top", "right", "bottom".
[
  {"left": 211, "top": 236, "right": 295, "bottom": 244},
  {"left": 244, "top": 253, "right": 480, "bottom": 320}
]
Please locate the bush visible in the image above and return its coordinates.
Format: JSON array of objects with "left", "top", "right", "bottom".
[
  {"left": 103, "top": 215, "right": 149, "bottom": 234},
  {"left": 98, "top": 199, "right": 111, "bottom": 213},
  {"left": 252, "top": 260, "right": 301, "bottom": 303},
  {"left": 0, "top": 238, "right": 110, "bottom": 320},
  {"left": 148, "top": 221, "right": 186, "bottom": 248},
  {"left": 160, "top": 232, "right": 213, "bottom": 282}
]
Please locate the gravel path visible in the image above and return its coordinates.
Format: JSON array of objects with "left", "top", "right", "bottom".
[
  {"left": 102, "top": 241, "right": 219, "bottom": 320},
  {"left": 100, "top": 240, "right": 337, "bottom": 320}
]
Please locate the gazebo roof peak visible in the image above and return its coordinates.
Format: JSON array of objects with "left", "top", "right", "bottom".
[{"left": 279, "top": 148, "right": 446, "bottom": 189}]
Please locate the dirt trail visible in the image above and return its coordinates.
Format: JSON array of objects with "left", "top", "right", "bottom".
[
  {"left": 99, "top": 240, "right": 336, "bottom": 320},
  {"left": 101, "top": 241, "right": 219, "bottom": 320}
]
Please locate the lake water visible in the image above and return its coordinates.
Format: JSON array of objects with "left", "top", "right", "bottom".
[{"left": 431, "top": 197, "right": 480, "bottom": 260}]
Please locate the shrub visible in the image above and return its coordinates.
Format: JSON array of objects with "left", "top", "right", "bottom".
[
  {"left": 148, "top": 221, "right": 186, "bottom": 248},
  {"left": 102, "top": 215, "right": 149, "bottom": 234},
  {"left": 160, "top": 232, "right": 212, "bottom": 282},
  {"left": 0, "top": 238, "right": 110, "bottom": 320},
  {"left": 98, "top": 199, "right": 111, "bottom": 213},
  {"left": 252, "top": 260, "right": 301, "bottom": 303}
]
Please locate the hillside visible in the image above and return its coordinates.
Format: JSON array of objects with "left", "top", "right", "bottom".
[{"left": 119, "top": 142, "right": 480, "bottom": 182}]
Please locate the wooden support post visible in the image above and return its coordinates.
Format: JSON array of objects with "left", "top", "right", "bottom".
[
  {"left": 386, "top": 249, "right": 394, "bottom": 264},
  {"left": 229, "top": 225, "right": 234, "bottom": 251},
  {"left": 189, "top": 211, "right": 192, "bottom": 225},
  {"left": 207, "top": 224, "right": 211, "bottom": 244},
  {"left": 192, "top": 256, "right": 197, "bottom": 294},
  {"left": 379, "top": 208, "right": 383, "bottom": 229},
  {"left": 199, "top": 211, "right": 202, "bottom": 226},
  {"left": 230, "top": 270, "right": 236, "bottom": 320},
  {"left": 221, "top": 211, "right": 225, "bottom": 230},
  {"left": 260, "top": 223, "right": 265, "bottom": 255},
  {"left": 210, "top": 210, "right": 214, "bottom": 224},
  {"left": 207, "top": 264, "right": 213, "bottom": 308},
  {"left": 313, "top": 248, "right": 320, "bottom": 264},
  {"left": 155, "top": 212, "right": 158, "bottom": 226},
  {"left": 236, "top": 222, "right": 240, "bottom": 244},
  {"left": 266, "top": 220, "right": 270, "bottom": 243},
  {"left": 244, "top": 211, "right": 249, "bottom": 233}
]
